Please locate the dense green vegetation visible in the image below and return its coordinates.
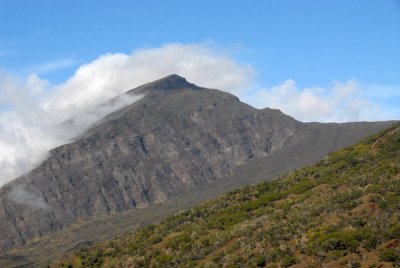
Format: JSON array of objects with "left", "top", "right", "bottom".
[{"left": 53, "top": 125, "right": 400, "bottom": 267}]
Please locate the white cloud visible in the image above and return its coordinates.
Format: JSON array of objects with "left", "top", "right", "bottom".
[
  {"left": 243, "top": 79, "right": 396, "bottom": 122},
  {"left": 8, "top": 185, "right": 49, "bottom": 210},
  {"left": 0, "top": 73, "right": 143, "bottom": 188},
  {"left": 43, "top": 43, "right": 254, "bottom": 113},
  {"left": 26, "top": 73, "right": 49, "bottom": 95},
  {"left": 30, "top": 58, "right": 76, "bottom": 74}
]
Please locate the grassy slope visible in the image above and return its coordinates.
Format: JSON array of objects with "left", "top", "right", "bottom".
[{"left": 53, "top": 125, "right": 400, "bottom": 268}]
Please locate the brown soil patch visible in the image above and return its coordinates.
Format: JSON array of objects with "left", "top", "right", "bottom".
[
  {"left": 151, "top": 231, "right": 183, "bottom": 249},
  {"left": 358, "top": 240, "right": 399, "bottom": 268},
  {"left": 324, "top": 253, "right": 361, "bottom": 268},
  {"left": 386, "top": 239, "right": 400, "bottom": 249},
  {"left": 203, "top": 237, "right": 239, "bottom": 261},
  {"left": 193, "top": 229, "right": 219, "bottom": 244},
  {"left": 320, "top": 212, "right": 342, "bottom": 228},
  {"left": 291, "top": 252, "right": 317, "bottom": 268},
  {"left": 312, "top": 183, "right": 331, "bottom": 193},
  {"left": 274, "top": 194, "right": 297, "bottom": 206},
  {"left": 361, "top": 260, "right": 393, "bottom": 268},
  {"left": 371, "top": 127, "right": 400, "bottom": 154},
  {"left": 352, "top": 193, "right": 379, "bottom": 215},
  {"left": 360, "top": 249, "right": 384, "bottom": 268},
  {"left": 381, "top": 238, "right": 400, "bottom": 249}
]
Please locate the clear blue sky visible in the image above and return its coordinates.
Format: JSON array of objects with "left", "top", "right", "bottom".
[{"left": 1, "top": 0, "right": 399, "bottom": 88}]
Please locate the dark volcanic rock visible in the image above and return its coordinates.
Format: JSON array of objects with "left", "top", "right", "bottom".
[{"left": 0, "top": 75, "right": 393, "bottom": 251}]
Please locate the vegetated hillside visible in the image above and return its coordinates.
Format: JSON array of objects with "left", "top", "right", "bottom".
[{"left": 54, "top": 125, "right": 400, "bottom": 268}]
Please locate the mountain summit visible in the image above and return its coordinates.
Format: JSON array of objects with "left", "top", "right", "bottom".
[
  {"left": 135, "top": 74, "right": 201, "bottom": 92},
  {"left": 0, "top": 75, "right": 394, "bottom": 266}
]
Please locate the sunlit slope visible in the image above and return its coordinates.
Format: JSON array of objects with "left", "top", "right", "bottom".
[{"left": 55, "top": 125, "right": 400, "bottom": 267}]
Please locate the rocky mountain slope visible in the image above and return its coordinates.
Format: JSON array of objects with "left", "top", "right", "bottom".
[
  {"left": 0, "top": 75, "right": 394, "bottom": 264},
  {"left": 54, "top": 125, "right": 400, "bottom": 268}
]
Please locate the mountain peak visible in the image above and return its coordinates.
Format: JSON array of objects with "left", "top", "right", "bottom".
[{"left": 146, "top": 74, "right": 201, "bottom": 91}]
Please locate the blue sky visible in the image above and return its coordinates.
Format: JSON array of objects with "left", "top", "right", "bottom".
[
  {"left": 0, "top": 0, "right": 400, "bottom": 186},
  {"left": 1, "top": 0, "right": 399, "bottom": 87}
]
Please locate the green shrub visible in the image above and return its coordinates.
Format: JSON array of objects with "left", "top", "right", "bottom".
[
  {"left": 379, "top": 248, "right": 400, "bottom": 263},
  {"left": 309, "top": 230, "right": 361, "bottom": 253},
  {"left": 254, "top": 253, "right": 266, "bottom": 267},
  {"left": 288, "top": 179, "right": 316, "bottom": 194},
  {"left": 331, "top": 191, "right": 362, "bottom": 210},
  {"left": 281, "top": 254, "right": 297, "bottom": 267},
  {"left": 326, "top": 249, "right": 348, "bottom": 259},
  {"left": 362, "top": 234, "right": 380, "bottom": 250},
  {"left": 155, "top": 253, "right": 174, "bottom": 265},
  {"left": 388, "top": 223, "right": 400, "bottom": 238}
]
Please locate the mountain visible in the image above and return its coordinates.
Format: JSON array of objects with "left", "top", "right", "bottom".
[
  {"left": 53, "top": 125, "right": 400, "bottom": 268},
  {"left": 0, "top": 75, "right": 394, "bottom": 266}
]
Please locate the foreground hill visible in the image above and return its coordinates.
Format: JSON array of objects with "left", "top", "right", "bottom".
[
  {"left": 54, "top": 125, "right": 400, "bottom": 267},
  {"left": 0, "top": 75, "right": 393, "bottom": 266}
]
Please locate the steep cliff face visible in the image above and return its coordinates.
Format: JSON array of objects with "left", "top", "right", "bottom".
[{"left": 0, "top": 75, "right": 393, "bottom": 251}]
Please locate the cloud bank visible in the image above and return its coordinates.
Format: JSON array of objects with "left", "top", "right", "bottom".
[
  {"left": 0, "top": 43, "right": 398, "bottom": 188},
  {"left": 0, "top": 72, "right": 143, "bottom": 188},
  {"left": 244, "top": 79, "right": 397, "bottom": 122}
]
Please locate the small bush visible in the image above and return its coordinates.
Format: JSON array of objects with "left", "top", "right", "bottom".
[
  {"left": 388, "top": 223, "right": 400, "bottom": 238},
  {"left": 281, "top": 254, "right": 297, "bottom": 267},
  {"left": 254, "top": 253, "right": 266, "bottom": 267},
  {"left": 379, "top": 248, "right": 400, "bottom": 263},
  {"left": 308, "top": 230, "right": 361, "bottom": 253}
]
